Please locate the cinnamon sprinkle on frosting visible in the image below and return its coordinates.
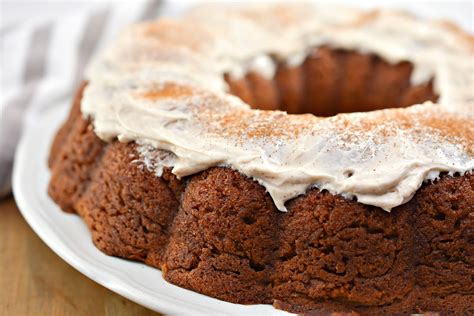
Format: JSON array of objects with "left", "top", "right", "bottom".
[{"left": 82, "top": 4, "right": 474, "bottom": 212}]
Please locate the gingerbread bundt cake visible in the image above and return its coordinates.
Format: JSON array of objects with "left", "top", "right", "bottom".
[{"left": 48, "top": 4, "right": 474, "bottom": 314}]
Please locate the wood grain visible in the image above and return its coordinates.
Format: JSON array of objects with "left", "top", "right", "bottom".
[{"left": 0, "top": 197, "right": 161, "bottom": 316}]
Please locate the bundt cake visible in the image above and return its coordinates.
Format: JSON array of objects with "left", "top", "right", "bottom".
[{"left": 48, "top": 4, "right": 474, "bottom": 314}]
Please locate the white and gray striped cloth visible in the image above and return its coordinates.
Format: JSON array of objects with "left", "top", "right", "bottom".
[
  {"left": 0, "top": 0, "right": 197, "bottom": 198},
  {"left": 0, "top": 1, "right": 472, "bottom": 199}
]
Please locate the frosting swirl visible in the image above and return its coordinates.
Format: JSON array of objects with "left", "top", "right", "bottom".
[{"left": 82, "top": 4, "right": 474, "bottom": 211}]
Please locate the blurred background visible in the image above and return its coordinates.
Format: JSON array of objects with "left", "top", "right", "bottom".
[{"left": 0, "top": 1, "right": 472, "bottom": 315}]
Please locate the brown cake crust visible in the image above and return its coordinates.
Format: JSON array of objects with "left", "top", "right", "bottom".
[
  {"left": 163, "top": 167, "right": 280, "bottom": 304},
  {"left": 226, "top": 48, "right": 438, "bottom": 116},
  {"left": 48, "top": 48, "right": 473, "bottom": 315},
  {"left": 48, "top": 82, "right": 104, "bottom": 213},
  {"left": 274, "top": 63, "right": 304, "bottom": 114}
]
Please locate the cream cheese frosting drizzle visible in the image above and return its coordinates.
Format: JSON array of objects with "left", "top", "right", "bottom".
[{"left": 82, "top": 4, "right": 474, "bottom": 212}]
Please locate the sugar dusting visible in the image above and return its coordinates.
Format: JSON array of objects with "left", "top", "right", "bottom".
[{"left": 82, "top": 4, "right": 474, "bottom": 212}]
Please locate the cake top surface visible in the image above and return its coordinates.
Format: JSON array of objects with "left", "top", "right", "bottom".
[{"left": 82, "top": 4, "right": 474, "bottom": 211}]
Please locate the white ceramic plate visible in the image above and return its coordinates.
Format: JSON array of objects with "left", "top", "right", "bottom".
[{"left": 13, "top": 105, "right": 291, "bottom": 316}]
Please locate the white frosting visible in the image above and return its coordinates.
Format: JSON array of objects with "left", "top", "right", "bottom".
[
  {"left": 82, "top": 4, "right": 474, "bottom": 212},
  {"left": 133, "top": 142, "right": 177, "bottom": 177}
]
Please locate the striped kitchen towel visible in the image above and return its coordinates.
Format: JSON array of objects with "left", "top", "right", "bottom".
[{"left": 0, "top": 0, "right": 195, "bottom": 198}]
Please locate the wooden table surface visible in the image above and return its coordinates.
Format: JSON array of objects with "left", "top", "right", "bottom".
[{"left": 0, "top": 197, "right": 161, "bottom": 316}]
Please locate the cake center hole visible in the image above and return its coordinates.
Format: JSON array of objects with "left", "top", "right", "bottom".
[{"left": 225, "top": 48, "right": 438, "bottom": 117}]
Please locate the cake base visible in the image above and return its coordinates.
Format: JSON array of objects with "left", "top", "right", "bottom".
[{"left": 48, "top": 84, "right": 473, "bottom": 315}]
